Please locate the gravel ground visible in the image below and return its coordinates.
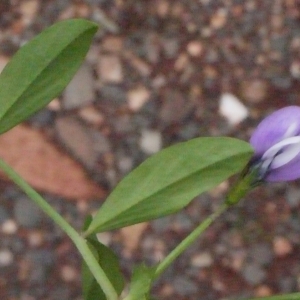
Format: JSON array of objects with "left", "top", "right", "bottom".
[{"left": 1, "top": 1, "right": 300, "bottom": 299}]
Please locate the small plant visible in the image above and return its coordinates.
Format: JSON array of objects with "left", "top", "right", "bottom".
[{"left": 1, "top": 19, "right": 300, "bottom": 300}]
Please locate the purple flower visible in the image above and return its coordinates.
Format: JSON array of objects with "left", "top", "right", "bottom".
[{"left": 250, "top": 106, "right": 300, "bottom": 182}]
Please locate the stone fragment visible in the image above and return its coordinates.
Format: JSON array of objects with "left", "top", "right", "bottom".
[
  {"left": 187, "top": 41, "right": 204, "bottom": 57},
  {"left": 139, "top": 129, "right": 162, "bottom": 154},
  {"left": 219, "top": 93, "right": 249, "bottom": 125},
  {"left": 190, "top": 252, "right": 213, "bottom": 268},
  {"left": 273, "top": 236, "right": 293, "bottom": 257},
  {"left": 159, "top": 89, "right": 194, "bottom": 125},
  {"left": 0, "top": 249, "right": 13, "bottom": 267},
  {"left": 102, "top": 35, "right": 123, "bottom": 53},
  {"left": 241, "top": 79, "right": 269, "bottom": 104},
  {"left": 62, "top": 63, "right": 95, "bottom": 110},
  {"left": 19, "top": 0, "right": 39, "bottom": 25},
  {"left": 55, "top": 116, "right": 110, "bottom": 170},
  {"left": 127, "top": 86, "right": 150, "bottom": 112},
  {"left": 78, "top": 106, "right": 104, "bottom": 126},
  {"left": 14, "top": 197, "right": 42, "bottom": 228},
  {"left": 98, "top": 55, "right": 123, "bottom": 83}
]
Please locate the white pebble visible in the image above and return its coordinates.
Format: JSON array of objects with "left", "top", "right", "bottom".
[
  {"left": 139, "top": 130, "right": 162, "bottom": 154},
  {"left": 219, "top": 93, "right": 249, "bottom": 125},
  {"left": 0, "top": 249, "right": 13, "bottom": 266},
  {"left": 2, "top": 219, "right": 18, "bottom": 235}
]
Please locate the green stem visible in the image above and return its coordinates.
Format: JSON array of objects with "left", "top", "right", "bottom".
[
  {"left": 154, "top": 203, "right": 228, "bottom": 278},
  {"left": 245, "top": 293, "right": 300, "bottom": 300},
  {"left": 0, "top": 158, "right": 119, "bottom": 300}
]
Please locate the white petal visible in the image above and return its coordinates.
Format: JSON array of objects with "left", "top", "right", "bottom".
[
  {"left": 262, "top": 136, "right": 300, "bottom": 169},
  {"left": 283, "top": 122, "right": 299, "bottom": 138}
]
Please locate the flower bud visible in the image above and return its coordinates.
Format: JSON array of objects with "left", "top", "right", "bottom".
[{"left": 250, "top": 106, "right": 300, "bottom": 182}]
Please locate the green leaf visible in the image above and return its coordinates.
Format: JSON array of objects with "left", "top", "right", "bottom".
[
  {"left": 0, "top": 19, "right": 98, "bottom": 134},
  {"left": 126, "top": 264, "right": 156, "bottom": 300},
  {"left": 86, "top": 137, "right": 253, "bottom": 234},
  {"left": 244, "top": 293, "right": 300, "bottom": 300},
  {"left": 82, "top": 217, "right": 124, "bottom": 300}
]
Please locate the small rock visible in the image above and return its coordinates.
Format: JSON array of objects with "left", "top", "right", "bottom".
[
  {"left": 290, "top": 60, "right": 300, "bottom": 79},
  {"left": 187, "top": 40, "right": 204, "bottom": 57},
  {"left": 285, "top": 186, "right": 300, "bottom": 208},
  {"left": 250, "top": 243, "right": 273, "bottom": 266},
  {"left": 55, "top": 116, "right": 110, "bottom": 170},
  {"left": 159, "top": 89, "right": 194, "bottom": 125},
  {"left": 0, "top": 206, "right": 9, "bottom": 223},
  {"left": 123, "top": 51, "right": 151, "bottom": 77},
  {"left": 210, "top": 8, "right": 227, "bottom": 29},
  {"left": 14, "top": 197, "right": 42, "bottom": 228},
  {"left": 61, "top": 265, "right": 78, "bottom": 282},
  {"left": 27, "top": 230, "right": 44, "bottom": 247},
  {"left": 139, "top": 129, "right": 162, "bottom": 154},
  {"left": 127, "top": 85, "right": 150, "bottom": 112},
  {"left": 63, "top": 63, "right": 95, "bottom": 110},
  {"left": 78, "top": 106, "right": 104, "bottom": 126},
  {"left": 19, "top": 0, "right": 39, "bottom": 25},
  {"left": 241, "top": 79, "right": 269, "bottom": 104},
  {"left": 0, "top": 249, "right": 13, "bottom": 267},
  {"left": 191, "top": 252, "right": 213, "bottom": 268},
  {"left": 162, "top": 37, "right": 180, "bottom": 58},
  {"left": 101, "top": 35, "right": 123, "bottom": 53},
  {"left": 98, "top": 54, "right": 123, "bottom": 83},
  {"left": 2, "top": 219, "right": 18, "bottom": 235},
  {"left": 242, "top": 262, "right": 267, "bottom": 285},
  {"left": 219, "top": 93, "right": 249, "bottom": 125},
  {"left": 173, "top": 276, "right": 198, "bottom": 296},
  {"left": 273, "top": 236, "right": 293, "bottom": 257},
  {"left": 255, "top": 285, "right": 273, "bottom": 297}
]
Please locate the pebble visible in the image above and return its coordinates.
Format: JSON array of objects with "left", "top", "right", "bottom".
[
  {"left": 186, "top": 40, "right": 204, "bottom": 57},
  {"left": 127, "top": 85, "right": 150, "bottom": 112},
  {"left": 285, "top": 186, "right": 300, "bottom": 208},
  {"left": 242, "top": 262, "right": 267, "bottom": 285},
  {"left": 0, "top": 206, "right": 9, "bottom": 223},
  {"left": 0, "top": 249, "right": 13, "bottom": 267},
  {"left": 55, "top": 116, "right": 110, "bottom": 170},
  {"left": 78, "top": 106, "right": 104, "bottom": 126},
  {"left": 273, "top": 236, "right": 293, "bottom": 257},
  {"left": 101, "top": 35, "right": 123, "bottom": 53},
  {"left": 97, "top": 54, "right": 123, "bottom": 83},
  {"left": 139, "top": 129, "right": 162, "bottom": 154},
  {"left": 159, "top": 89, "right": 194, "bottom": 125},
  {"left": 60, "top": 265, "right": 78, "bottom": 282},
  {"left": 219, "top": 93, "right": 249, "bottom": 125},
  {"left": 1, "top": 219, "right": 18, "bottom": 235},
  {"left": 62, "top": 63, "right": 95, "bottom": 110},
  {"left": 14, "top": 197, "right": 42, "bottom": 228},
  {"left": 249, "top": 243, "right": 273, "bottom": 266},
  {"left": 173, "top": 276, "right": 198, "bottom": 296},
  {"left": 190, "top": 252, "right": 213, "bottom": 268},
  {"left": 241, "top": 79, "right": 269, "bottom": 104}
]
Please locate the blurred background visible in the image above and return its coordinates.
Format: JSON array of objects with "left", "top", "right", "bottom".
[{"left": 1, "top": 0, "right": 300, "bottom": 299}]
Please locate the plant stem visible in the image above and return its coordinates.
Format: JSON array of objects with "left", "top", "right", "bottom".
[
  {"left": 0, "top": 158, "right": 119, "bottom": 300},
  {"left": 154, "top": 202, "right": 228, "bottom": 278}
]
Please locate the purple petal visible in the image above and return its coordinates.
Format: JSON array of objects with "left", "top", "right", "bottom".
[
  {"left": 265, "top": 152, "right": 300, "bottom": 181},
  {"left": 250, "top": 106, "right": 300, "bottom": 156}
]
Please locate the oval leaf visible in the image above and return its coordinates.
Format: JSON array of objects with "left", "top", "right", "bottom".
[
  {"left": 86, "top": 137, "right": 253, "bottom": 234},
  {"left": 0, "top": 19, "right": 98, "bottom": 134}
]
